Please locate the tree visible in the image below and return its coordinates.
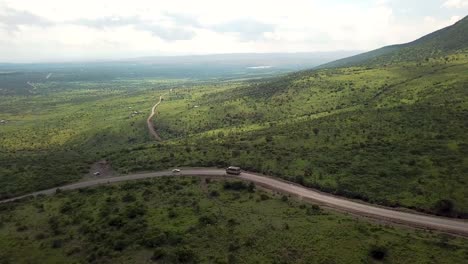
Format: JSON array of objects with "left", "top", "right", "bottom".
[
  {"left": 313, "top": 128, "right": 320, "bottom": 136},
  {"left": 369, "top": 245, "right": 387, "bottom": 260},
  {"left": 295, "top": 175, "right": 305, "bottom": 185},
  {"left": 434, "top": 199, "right": 454, "bottom": 216},
  {"left": 231, "top": 150, "right": 240, "bottom": 158},
  {"left": 151, "top": 248, "right": 166, "bottom": 261},
  {"left": 247, "top": 182, "right": 256, "bottom": 193}
]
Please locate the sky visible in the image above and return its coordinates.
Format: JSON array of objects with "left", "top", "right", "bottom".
[{"left": 0, "top": 0, "right": 467, "bottom": 62}]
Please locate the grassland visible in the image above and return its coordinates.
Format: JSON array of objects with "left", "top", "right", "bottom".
[
  {"left": 1, "top": 53, "right": 467, "bottom": 219},
  {"left": 1, "top": 53, "right": 467, "bottom": 218},
  {"left": 1, "top": 177, "right": 467, "bottom": 263},
  {"left": 0, "top": 78, "right": 183, "bottom": 198},
  {"left": 106, "top": 54, "right": 468, "bottom": 217},
  {"left": 1, "top": 14, "right": 467, "bottom": 264}
]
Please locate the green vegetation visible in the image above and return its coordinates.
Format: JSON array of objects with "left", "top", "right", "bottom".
[
  {"left": 112, "top": 53, "right": 468, "bottom": 216},
  {"left": 0, "top": 16, "right": 467, "bottom": 264},
  {"left": 1, "top": 53, "right": 467, "bottom": 217},
  {"left": 1, "top": 17, "right": 467, "bottom": 219},
  {"left": 0, "top": 78, "right": 251, "bottom": 199},
  {"left": 0, "top": 78, "right": 183, "bottom": 198},
  {"left": 1, "top": 177, "right": 467, "bottom": 263}
]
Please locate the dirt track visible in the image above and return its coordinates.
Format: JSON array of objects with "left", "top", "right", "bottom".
[
  {"left": 146, "top": 95, "right": 163, "bottom": 140},
  {"left": 3, "top": 94, "right": 467, "bottom": 236},
  {"left": 1, "top": 168, "right": 468, "bottom": 237}
]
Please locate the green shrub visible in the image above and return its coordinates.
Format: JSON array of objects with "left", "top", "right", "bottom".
[
  {"left": 113, "top": 239, "right": 129, "bottom": 251},
  {"left": 247, "top": 182, "right": 256, "bottom": 193},
  {"left": 51, "top": 239, "right": 63, "bottom": 249},
  {"left": 223, "top": 181, "right": 248, "bottom": 191},
  {"left": 125, "top": 205, "right": 146, "bottom": 218},
  {"left": 433, "top": 199, "right": 454, "bottom": 216},
  {"left": 209, "top": 190, "right": 220, "bottom": 197},
  {"left": 151, "top": 248, "right": 167, "bottom": 261},
  {"left": 369, "top": 245, "right": 387, "bottom": 260},
  {"left": 199, "top": 214, "right": 218, "bottom": 226},
  {"left": 121, "top": 193, "right": 136, "bottom": 203},
  {"left": 174, "top": 247, "right": 197, "bottom": 263}
]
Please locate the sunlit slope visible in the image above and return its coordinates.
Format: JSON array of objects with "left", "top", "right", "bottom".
[
  {"left": 149, "top": 53, "right": 468, "bottom": 216},
  {"left": 319, "top": 15, "right": 468, "bottom": 68}
]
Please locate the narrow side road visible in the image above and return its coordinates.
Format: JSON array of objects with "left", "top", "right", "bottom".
[
  {"left": 146, "top": 95, "right": 164, "bottom": 140},
  {"left": 1, "top": 168, "right": 468, "bottom": 237}
]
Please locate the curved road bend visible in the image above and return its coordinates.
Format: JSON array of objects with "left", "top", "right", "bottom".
[
  {"left": 1, "top": 168, "right": 467, "bottom": 236},
  {"left": 146, "top": 95, "right": 164, "bottom": 140}
]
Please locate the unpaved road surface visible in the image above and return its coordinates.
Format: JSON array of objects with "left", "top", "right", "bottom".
[
  {"left": 1, "top": 168, "right": 467, "bottom": 236},
  {"left": 146, "top": 95, "right": 163, "bottom": 140}
]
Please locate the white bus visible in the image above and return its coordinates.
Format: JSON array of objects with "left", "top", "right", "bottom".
[{"left": 226, "top": 166, "right": 241, "bottom": 175}]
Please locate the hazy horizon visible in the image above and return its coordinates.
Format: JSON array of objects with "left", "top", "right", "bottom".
[
  {"left": 1, "top": 0, "right": 467, "bottom": 63},
  {"left": 0, "top": 51, "right": 363, "bottom": 65}
]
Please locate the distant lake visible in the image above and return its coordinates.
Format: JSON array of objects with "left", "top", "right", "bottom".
[{"left": 247, "top": 66, "right": 273, "bottom": 69}]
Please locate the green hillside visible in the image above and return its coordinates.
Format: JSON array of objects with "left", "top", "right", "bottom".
[
  {"left": 117, "top": 53, "right": 467, "bottom": 217},
  {"left": 319, "top": 15, "right": 468, "bottom": 68},
  {"left": 1, "top": 177, "right": 467, "bottom": 263},
  {"left": 0, "top": 17, "right": 467, "bottom": 219}
]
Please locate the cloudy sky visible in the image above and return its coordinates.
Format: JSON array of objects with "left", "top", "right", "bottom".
[{"left": 0, "top": 0, "right": 467, "bottom": 62}]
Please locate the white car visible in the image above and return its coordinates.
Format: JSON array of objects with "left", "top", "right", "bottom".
[{"left": 172, "top": 169, "right": 181, "bottom": 173}]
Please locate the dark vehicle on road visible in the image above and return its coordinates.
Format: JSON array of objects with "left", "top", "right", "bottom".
[{"left": 226, "top": 166, "right": 241, "bottom": 175}]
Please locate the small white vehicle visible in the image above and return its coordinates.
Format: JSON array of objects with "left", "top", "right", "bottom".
[
  {"left": 226, "top": 166, "right": 241, "bottom": 175},
  {"left": 93, "top": 171, "right": 101, "bottom": 176},
  {"left": 172, "top": 169, "right": 181, "bottom": 173}
]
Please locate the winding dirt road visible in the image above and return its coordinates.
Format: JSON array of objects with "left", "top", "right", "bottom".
[
  {"left": 1, "top": 168, "right": 467, "bottom": 236},
  {"left": 146, "top": 95, "right": 164, "bottom": 140}
]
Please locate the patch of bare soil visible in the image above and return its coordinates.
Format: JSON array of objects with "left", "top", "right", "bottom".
[{"left": 82, "top": 160, "right": 117, "bottom": 181}]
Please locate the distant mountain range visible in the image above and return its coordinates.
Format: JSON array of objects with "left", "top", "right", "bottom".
[
  {"left": 121, "top": 51, "right": 362, "bottom": 69},
  {"left": 0, "top": 51, "right": 361, "bottom": 71}
]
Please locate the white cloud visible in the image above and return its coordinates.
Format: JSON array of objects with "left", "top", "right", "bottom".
[
  {"left": 442, "top": 0, "right": 468, "bottom": 8},
  {"left": 0, "top": 0, "right": 465, "bottom": 62}
]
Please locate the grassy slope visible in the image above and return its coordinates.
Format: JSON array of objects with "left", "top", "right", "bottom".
[
  {"left": 1, "top": 177, "right": 467, "bottom": 263},
  {"left": 1, "top": 55, "right": 466, "bottom": 218},
  {"left": 1, "top": 23, "right": 467, "bottom": 218},
  {"left": 112, "top": 54, "right": 468, "bottom": 216}
]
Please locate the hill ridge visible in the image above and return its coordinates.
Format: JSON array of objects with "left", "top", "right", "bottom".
[{"left": 318, "top": 15, "right": 468, "bottom": 68}]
